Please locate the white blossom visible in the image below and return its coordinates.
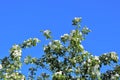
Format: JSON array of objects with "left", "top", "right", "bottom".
[
  {"left": 92, "top": 65, "right": 100, "bottom": 76},
  {"left": 60, "top": 45, "right": 63, "bottom": 48},
  {"left": 105, "top": 57, "right": 108, "bottom": 60},
  {"left": 94, "top": 56, "right": 99, "bottom": 60},
  {"left": 10, "top": 45, "right": 22, "bottom": 57},
  {"left": 92, "top": 72, "right": 95, "bottom": 75},
  {"left": 12, "top": 45, "right": 19, "bottom": 49},
  {"left": 71, "top": 30, "right": 76, "bottom": 33},
  {"left": 51, "top": 45, "right": 57, "bottom": 50},
  {"left": 44, "top": 30, "right": 50, "bottom": 34},
  {"left": 4, "top": 72, "right": 25, "bottom": 79},
  {"left": 110, "top": 52, "right": 118, "bottom": 60},
  {"left": 88, "top": 59, "right": 91, "bottom": 63},
  {"left": 96, "top": 71, "right": 100, "bottom": 76},
  {"left": 54, "top": 40, "right": 60, "bottom": 43},
  {"left": 13, "top": 49, "right": 22, "bottom": 57},
  {"left": 55, "top": 71, "right": 62, "bottom": 75},
  {"left": 111, "top": 76, "right": 115, "bottom": 79},
  {"left": 79, "top": 44, "right": 84, "bottom": 49},
  {"left": 94, "top": 65, "right": 99, "bottom": 69},
  {"left": 115, "top": 73, "right": 119, "bottom": 77},
  {"left": 82, "top": 61, "right": 86, "bottom": 65},
  {"left": 74, "top": 17, "right": 81, "bottom": 22},
  {"left": 0, "top": 64, "right": 2, "bottom": 69},
  {"left": 43, "top": 46, "right": 48, "bottom": 51},
  {"left": 33, "top": 38, "right": 40, "bottom": 42},
  {"left": 79, "top": 32, "right": 82, "bottom": 36},
  {"left": 70, "top": 30, "right": 76, "bottom": 36},
  {"left": 61, "top": 34, "right": 69, "bottom": 40},
  {"left": 26, "top": 42, "right": 32, "bottom": 46},
  {"left": 82, "top": 51, "right": 88, "bottom": 55},
  {"left": 64, "top": 34, "right": 69, "bottom": 36}
]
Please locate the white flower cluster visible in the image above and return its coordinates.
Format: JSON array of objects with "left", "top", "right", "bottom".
[
  {"left": 82, "top": 51, "right": 89, "bottom": 55},
  {"left": 70, "top": 30, "right": 83, "bottom": 42},
  {"left": 4, "top": 72, "right": 25, "bottom": 80},
  {"left": 110, "top": 52, "right": 119, "bottom": 60},
  {"left": 44, "top": 30, "right": 50, "bottom": 35},
  {"left": 43, "top": 30, "right": 51, "bottom": 39},
  {"left": 0, "top": 64, "right": 2, "bottom": 69},
  {"left": 49, "top": 42, "right": 57, "bottom": 50},
  {"left": 33, "top": 38, "right": 40, "bottom": 43},
  {"left": 88, "top": 58, "right": 91, "bottom": 63},
  {"left": 82, "top": 27, "right": 91, "bottom": 35},
  {"left": 111, "top": 73, "right": 119, "bottom": 79},
  {"left": 44, "top": 40, "right": 63, "bottom": 51},
  {"left": 23, "top": 38, "right": 32, "bottom": 46},
  {"left": 10, "top": 45, "right": 22, "bottom": 57},
  {"left": 82, "top": 61, "right": 86, "bottom": 65},
  {"left": 79, "top": 44, "right": 84, "bottom": 50},
  {"left": 70, "top": 30, "right": 76, "bottom": 37},
  {"left": 23, "top": 38, "right": 40, "bottom": 47},
  {"left": 61, "top": 34, "right": 69, "bottom": 40},
  {"left": 54, "top": 71, "right": 63, "bottom": 75},
  {"left": 50, "top": 40, "right": 62, "bottom": 50},
  {"left": 43, "top": 46, "right": 48, "bottom": 51},
  {"left": 93, "top": 65, "right": 100, "bottom": 76},
  {"left": 94, "top": 56, "right": 100, "bottom": 63},
  {"left": 74, "top": 17, "right": 81, "bottom": 23}
]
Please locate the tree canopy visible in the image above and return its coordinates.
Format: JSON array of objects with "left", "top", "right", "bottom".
[{"left": 0, "top": 17, "right": 120, "bottom": 80}]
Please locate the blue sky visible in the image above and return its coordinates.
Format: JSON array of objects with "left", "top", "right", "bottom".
[{"left": 0, "top": 0, "right": 120, "bottom": 77}]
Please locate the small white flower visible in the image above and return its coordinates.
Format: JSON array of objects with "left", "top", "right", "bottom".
[
  {"left": 94, "top": 65, "right": 99, "bottom": 69},
  {"left": 55, "top": 71, "right": 62, "bottom": 75},
  {"left": 0, "top": 64, "right": 2, "bottom": 69},
  {"left": 27, "top": 42, "right": 32, "bottom": 46},
  {"left": 76, "top": 38, "right": 79, "bottom": 41},
  {"left": 96, "top": 71, "right": 100, "bottom": 76},
  {"left": 94, "top": 56, "right": 99, "bottom": 60},
  {"left": 111, "top": 76, "right": 115, "bottom": 79},
  {"left": 60, "top": 45, "right": 63, "bottom": 48},
  {"left": 92, "top": 72, "right": 95, "bottom": 75},
  {"left": 74, "top": 17, "right": 81, "bottom": 22},
  {"left": 52, "top": 45, "right": 57, "bottom": 50},
  {"left": 79, "top": 44, "right": 84, "bottom": 49},
  {"left": 110, "top": 52, "right": 118, "bottom": 60},
  {"left": 44, "top": 30, "right": 50, "bottom": 34},
  {"left": 12, "top": 49, "right": 22, "bottom": 57},
  {"left": 82, "top": 51, "right": 88, "bottom": 55},
  {"left": 43, "top": 46, "right": 48, "bottom": 51},
  {"left": 14, "top": 50, "right": 19, "bottom": 53},
  {"left": 64, "top": 34, "right": 69, "bottom": 36},
  {"left": 54, "top": 40, "right": 60, "bottom": 43},
  {"left": 105, "top": 57, "right": 108, "bottom": 60},
  {"left": 115, "top": 73, "right": 119, "bottom": 77},
  {"left": 34, "top": 38, "right": 40, "bottom": 42},
  {"left": 70, "top": 30, "right": 76, "bottom": 36},
  {"left": 82, "top": 61, "right": 86, "bottom": 65},
  {"left": 12, "top": 45, "right": 19, "bottom": 49},
  {"left": 71, "top": 30, "right": 76, "bottom": 33},
  {"left": 88, "top": 59, "right": 91, "bottom": 63},
  {"left": 79, "top": 32, "right": 82, "bottom": 36},
  {"left": 58, "top": 71, "right": 62, "bottom": 75}
]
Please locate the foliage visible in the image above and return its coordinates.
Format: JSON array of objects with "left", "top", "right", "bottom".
[{"left": 0, "top": 17, "right": 120, "bottom": 80}]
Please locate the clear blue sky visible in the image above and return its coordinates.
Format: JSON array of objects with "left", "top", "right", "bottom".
[{"left": 0, "top": 0, "right": 120, "bottom": 77}]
